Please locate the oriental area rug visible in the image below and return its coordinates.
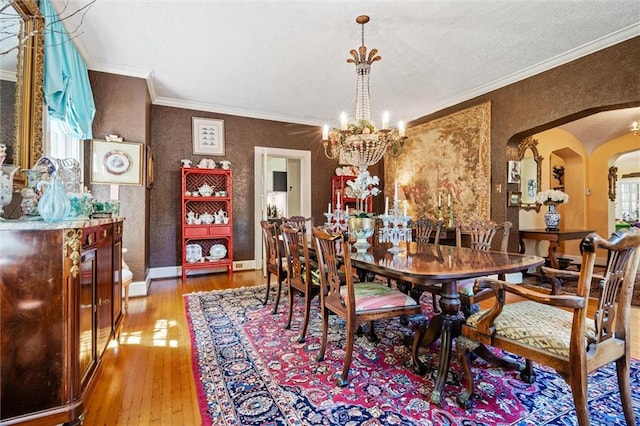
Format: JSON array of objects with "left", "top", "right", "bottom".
[{"left": 185, "top": 286, "right": 640, "bottom": 425}]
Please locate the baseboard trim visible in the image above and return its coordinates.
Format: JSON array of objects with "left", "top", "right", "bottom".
[
  {"left": 144, "top": 261, "right": 259, "bottom": 284},
  {"left": 128, "top": 280, "right": 148, "bottom": 298}
]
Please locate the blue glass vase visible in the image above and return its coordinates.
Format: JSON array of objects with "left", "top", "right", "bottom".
[{"left": 37, "top": 175, "right": 71, "bottom": 222}]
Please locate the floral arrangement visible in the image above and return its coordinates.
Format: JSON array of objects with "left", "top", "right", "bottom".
[
  {"left": 346, "top": 170, "right": 381, "bottom": 215},
  {"left": 535, "top": 189, "right": 569, "bottom": 204},
  {"left": 328, "top": 119, "right": 377, "bottom": 143}
]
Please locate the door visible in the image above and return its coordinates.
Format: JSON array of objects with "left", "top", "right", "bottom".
[{"left": 254, "top": 147, "right": 311, "bottom": 269}]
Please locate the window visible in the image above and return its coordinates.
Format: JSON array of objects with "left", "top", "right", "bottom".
[
  {"left": 617, "top": 179, "right": 640, "bottom": 221},
  {"left": 42, "top": 114, "right": 84, "bottom": 187}
]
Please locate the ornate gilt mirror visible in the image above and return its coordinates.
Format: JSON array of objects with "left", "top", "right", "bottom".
[
  {"left": 518, "top": 136, "right": 543, "bottom": 212},
  {"left": 2, "top": 0, "right": 44, "bottom": 174}
]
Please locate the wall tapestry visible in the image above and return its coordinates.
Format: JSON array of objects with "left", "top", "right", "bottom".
[{"left": 384, "top": 102, "right": 491, "bottom": 223}]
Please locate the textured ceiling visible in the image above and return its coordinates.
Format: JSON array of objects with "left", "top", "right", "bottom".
[
  {"left": 49, "top": 1, "right": 640, "bottom": 126},
  {"left": 2, "top": 1, "right": 639, "bottom": 151}
]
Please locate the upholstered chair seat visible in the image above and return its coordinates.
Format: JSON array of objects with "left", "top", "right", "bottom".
[{"left": 465, "top": 301, "right": 597, "bottom": 358}]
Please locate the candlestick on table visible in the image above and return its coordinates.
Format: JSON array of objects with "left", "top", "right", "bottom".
[
  {"left": 385, "top": 197, "right": 389, "bottom": 216},
  {"left": 328, "top": 203, "right": 331, "bottom": 215},
  {"left": 447, "top": 194, "right": 451, "bottom": 207},
  {"left": 403, "top": 200, "right": 407, "bottom": 217},
  {"left": 438, "top": 194, "right": 441, "bottom": 208}
]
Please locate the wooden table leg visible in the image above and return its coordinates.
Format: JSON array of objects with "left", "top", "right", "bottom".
[
  {"left": 547, "top": 241, "right": 560, "bottom": 269},
  {"left": 430, "top": 281, "right": 461, "bottom": 407},
  {"left": 546, "top": 241, "right": 563, "bottom": 294}
]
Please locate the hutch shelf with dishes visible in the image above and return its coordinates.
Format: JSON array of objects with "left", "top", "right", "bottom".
[
  {"left": 181, "top": 167, "right": 233, "bottom": 281},
  {"left": 0, "top": 218, "right": 124, "bottom": 425},
  {"left": 331, "top": 175, "right": 373, "bottom": 213}
]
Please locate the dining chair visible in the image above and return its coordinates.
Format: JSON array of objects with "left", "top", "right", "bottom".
[
  {"left": 282, "top": 215, "right": 314, "bottom": 233},
  {"left": 414, "top": 217, "right": 444, "bottom": 245},
  {"left": 260, "top": 220, "right": 288, "bottom": 314},
  {"left": 422, "top": 219, "right": 512, "bottom": 315},
  {"left": 412, "top": 217, "right": 444, "bottom": 306},
  {"left": 280, "top": 222, "right": 319, "bottom": 343},
  {"left": 312, "top": 226, "right": 422, "bottom": 387},
  {"left": 456, "top": 228, "right": 640, "bottom": 426}
]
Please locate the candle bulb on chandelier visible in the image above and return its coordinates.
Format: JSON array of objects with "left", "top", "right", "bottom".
[
  {"left": 394, "top": 179, "right": 398, "bottom": 202},
  {"left": 340, "top": 112, "right": 348, "bottom": 130},
  {"left": 447, "top": 193, "right": 451, "bottom": 207},
  {"left": 322, "top": 125, "right": 329, "bottom": 140},
  {"left": 382, "top": 111, "right": 389, "bottom": 130},
  {"left": 398, "top": 121, "right": 405, "bottom": 137}
]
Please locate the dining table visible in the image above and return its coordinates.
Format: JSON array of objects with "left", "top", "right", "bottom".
[{"left": 347, "top": 241, "right": 545, "bottom": 406}]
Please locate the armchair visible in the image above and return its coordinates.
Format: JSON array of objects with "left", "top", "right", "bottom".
[{"left": 457, "top": 229, "right": 640, "bottom": 426}]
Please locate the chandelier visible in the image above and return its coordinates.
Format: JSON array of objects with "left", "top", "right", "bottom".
[{"left": 322, "top": 15, "right": 406, "bottom": 169}]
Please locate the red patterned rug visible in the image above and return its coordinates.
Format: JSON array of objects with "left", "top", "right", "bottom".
[{"left": 185, "top": 285, "right": 640, "bottom": 425}]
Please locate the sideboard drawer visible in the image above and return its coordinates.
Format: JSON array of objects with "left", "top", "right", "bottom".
[
  {"left": 83, "top": 228, "right": 97, "bottom": 247},
  {"left": 96, "top": 224, "right": 113, "bottom": 242}
]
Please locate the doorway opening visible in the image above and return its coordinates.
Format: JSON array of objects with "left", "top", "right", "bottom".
[{"left": 254, "top": 147, "right": 311, "bottom": 269}]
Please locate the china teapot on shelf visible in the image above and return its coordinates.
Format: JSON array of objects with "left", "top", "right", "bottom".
[
  {"left": 200, "top": 211, "right": 214, "bottom": 225},
  {"left": 198, "top": 183, "right": 213, "bottom": 197}
]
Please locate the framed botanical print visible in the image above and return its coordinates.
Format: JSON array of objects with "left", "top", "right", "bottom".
[{"left": 192, "top": 117, "right": 225, "bottom": 155}]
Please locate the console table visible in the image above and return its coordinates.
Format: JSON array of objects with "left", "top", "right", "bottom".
[
  {"left": 519, "top": 228, "right": 595, "bottom": 292},
  {"left": 519, "top": 228, "right": 595, "bottom": 267}
]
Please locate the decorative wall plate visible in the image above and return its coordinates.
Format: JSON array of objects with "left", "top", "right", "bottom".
[{"left": 103, "top": 150, "right": 132, "bottom": 175}]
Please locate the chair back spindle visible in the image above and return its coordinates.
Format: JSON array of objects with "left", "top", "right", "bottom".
[{"left": 414, "top": 218, "right": 443, "bottom": 245}]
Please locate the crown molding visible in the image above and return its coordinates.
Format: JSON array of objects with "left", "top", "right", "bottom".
[
  {"left": 411, "top": 24, "right": 640, "bottom": 123},
  {"left": 152, "top": 96, "right": 324, "bottom": 126}
]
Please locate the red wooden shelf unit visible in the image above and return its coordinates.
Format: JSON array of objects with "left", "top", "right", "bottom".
[
  {"left": 181, "top": 167, "right": 233, "bottom": 281},
  {"left": 331, "top": 175, "right": 373, "bottom": 213}
]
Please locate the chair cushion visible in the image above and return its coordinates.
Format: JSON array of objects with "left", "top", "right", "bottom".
[
  {"left": 465, "top": 301, "right": 597, "bottom": 358},
  {"left": 308, "top": 267, "right": 321, "bottom": 286},
  {"left": 341, "top": 282, "right": 418, "bottom": 312},
  {"left": 122, "top": 268, "right": 133, "bottom": 285}
]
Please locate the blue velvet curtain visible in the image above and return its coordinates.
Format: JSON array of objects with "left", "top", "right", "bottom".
[{"left": 40, "top": 0, "right": 95, "bottom": 139}]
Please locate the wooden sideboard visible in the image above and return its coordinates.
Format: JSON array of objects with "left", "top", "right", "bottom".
[{"left": 0, "top": 218, "right": 124, "bottom": 425}]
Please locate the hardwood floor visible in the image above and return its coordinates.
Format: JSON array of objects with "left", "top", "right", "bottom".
[{"left": 84, "top": 270, "right": 640, "bottom": 425}]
